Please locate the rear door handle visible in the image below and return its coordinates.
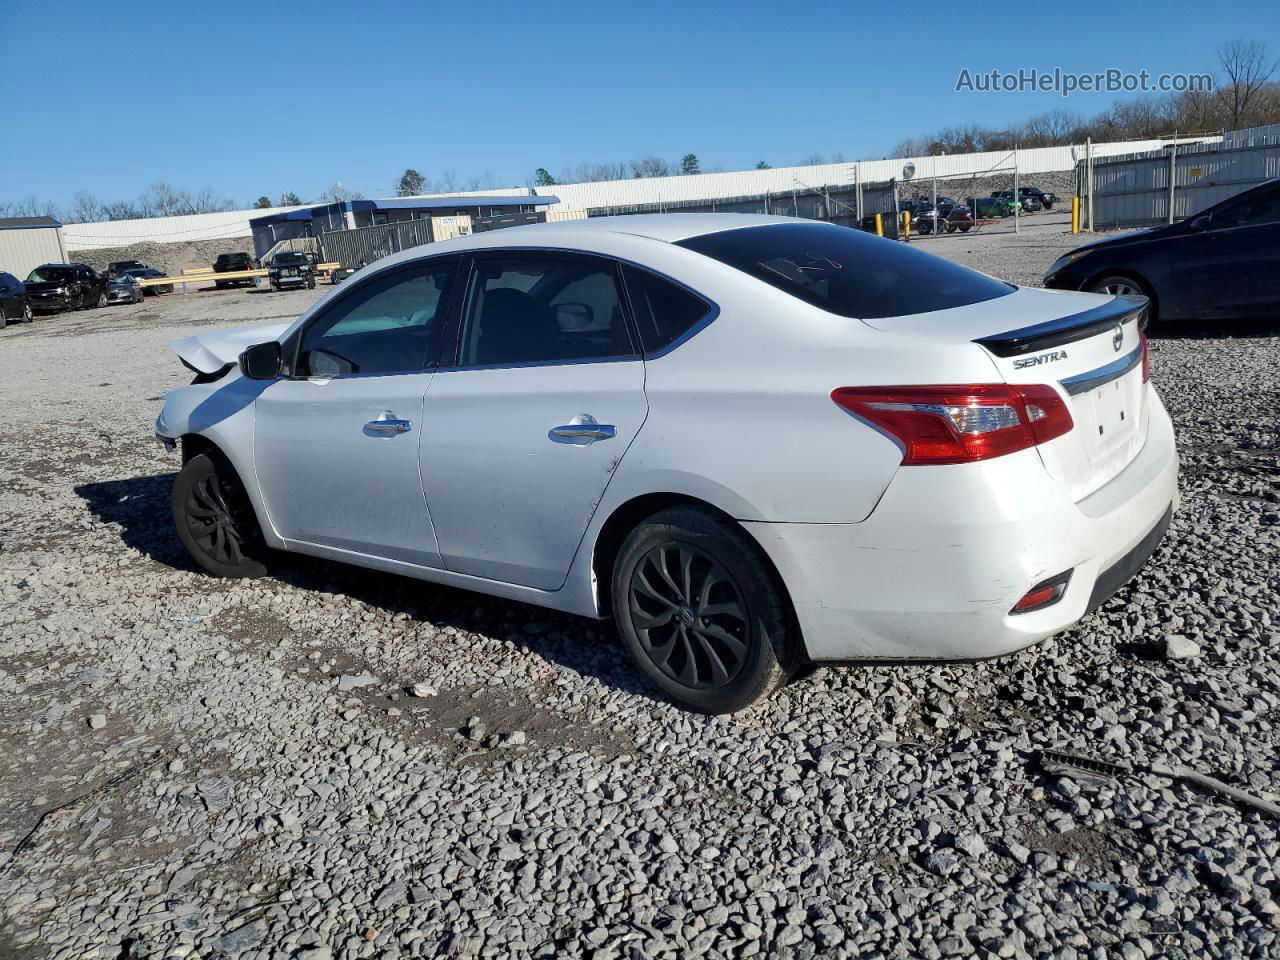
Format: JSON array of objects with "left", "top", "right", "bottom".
[
  {"left": 550, "top": 414, "right": 616, "bottom": 442},
  {"left": 365, "top": 417, "right": 412, "bottom": 435}
]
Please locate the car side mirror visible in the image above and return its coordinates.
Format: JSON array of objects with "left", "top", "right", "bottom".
[
  {"left": 1188, "top": 214, "right": 1211, "bottom": 231},
  {"left": 240, "top": 341, "right": 282, "bottom": 380}
]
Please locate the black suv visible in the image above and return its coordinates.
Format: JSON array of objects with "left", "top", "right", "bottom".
[
  {"left": 0, "top": 271, "right": 33, "bottom": 327},
  {"left": 268, "top": 251, "right": 316, "bottom": 291},
  {"left": 213, "top": 252, "right": 259, "bottom": 288},
  {"left": 107, "top": 259, "right": 149, "bottom": 278},
  {"left": 24, "top": 263, "right": 108, "bottom": 313}
]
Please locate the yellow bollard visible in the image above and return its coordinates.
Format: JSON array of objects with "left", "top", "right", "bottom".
[
  {"left": 874, "top": 213, "right": 883, "bottom": 237},
  {"left": 902, "top": 211, "right": 911, "bottom": 240},
  {"left": 1071, "top": 196, "right": 1080, "bottom": 234}
]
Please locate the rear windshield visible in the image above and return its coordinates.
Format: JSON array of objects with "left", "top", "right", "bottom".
[
  {"left": 677, "top": 222, "right": 1013, "bottom": 319},
  {"left": 274, "top": 253, "right": 306, "bottom": 264}
]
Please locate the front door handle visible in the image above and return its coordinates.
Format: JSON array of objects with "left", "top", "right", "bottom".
[
  {"left": 365, "top": 417, "right": 412, "bottom": 435},
  {"left": 550, "top": 414, "right": 616, "bottom": 442}
]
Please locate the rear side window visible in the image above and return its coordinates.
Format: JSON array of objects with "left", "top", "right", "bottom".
[
  {"left": 622, "top": 266, "right": 711, "bottom": 353},
  {"left": 677, "top": 223, "right": 1013, "bottom": 320},
  {"left": 457, "top": 256, "right": 634, "bottom": 366}
]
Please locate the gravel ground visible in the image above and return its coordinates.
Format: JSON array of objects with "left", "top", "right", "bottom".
[{"left": 1, "top": 232, "right": 1277, "bottom": 960}]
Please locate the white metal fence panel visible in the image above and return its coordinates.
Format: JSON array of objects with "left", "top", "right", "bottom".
[{"left": 1087, "top": 139, "right": 1280, "bottom": 228}]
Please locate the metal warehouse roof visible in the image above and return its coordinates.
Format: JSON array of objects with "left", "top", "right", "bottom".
[
  {"left": 249, "top": 195, "right": 559, "bottom": 227},
  {"left": 0, "top": 216, "right": 62, "bottom": 230}
]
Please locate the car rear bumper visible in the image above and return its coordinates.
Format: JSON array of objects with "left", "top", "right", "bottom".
[
  {"left": 744, "top": 388, "right": 1179, "bottom": 662},
  {"left": 272, "top": 276, "right": 308, "bottom": 286}
]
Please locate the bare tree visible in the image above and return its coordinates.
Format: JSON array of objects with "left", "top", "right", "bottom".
[
  {"left": 319, "top": 182, "right": 365, "bottom": 204},
  {"left": 0, "top": 195, "right": 60, "bottom": 219},
  {"left": 69, "top": 191, "right": 104, "bottom": 223},
  {"left": 630, "top": 155, "right": 672, "bottom": 179},
  {"left": 1218, "top": 40, "right": 1279, "bottom": 129}
]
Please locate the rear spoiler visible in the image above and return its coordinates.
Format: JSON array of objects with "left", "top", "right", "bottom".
[{"left": 975, "top": 296, "right": 1147, "bottom": 358}]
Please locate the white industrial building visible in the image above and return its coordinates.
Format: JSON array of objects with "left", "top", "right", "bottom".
[
  {"left": 0, "top": 217, "right": 69, "bottom": 277},
  {"left": 59, "top": 134, "right": 1219, "bottom": 251}
]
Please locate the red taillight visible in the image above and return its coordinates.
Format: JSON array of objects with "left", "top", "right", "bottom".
[
  {"left": 1140, "top": 329, "right": 1150, "bottom": 383},
  {"left": 1010, "top": 570, "right": 1073, "bottom": 615},
  {"left": 831, "top": 384, "right": 1073, "bottom": 465}
]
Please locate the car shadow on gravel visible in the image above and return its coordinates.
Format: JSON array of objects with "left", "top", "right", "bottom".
[
  {"left": 74, "top": 472, "right": 197, "bottom": 571},
  {"left": 271, "top": 560, "right": 664, "bottom": 702},
  {"left": 74, "top": 473, "right": 664, "bottom": 701}
]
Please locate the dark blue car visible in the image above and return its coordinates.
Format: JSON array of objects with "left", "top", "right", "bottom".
[{"left": 1044, "top": 178, "right": 1280, "bottom": 323}]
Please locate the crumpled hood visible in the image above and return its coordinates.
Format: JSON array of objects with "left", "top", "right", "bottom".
[{"left": 171, "top": 322, "right": 289, "bottom": 374}]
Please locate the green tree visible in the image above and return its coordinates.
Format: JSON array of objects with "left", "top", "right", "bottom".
[
  {"left": 254, "top": 196, "right": 272, "bottom": 208},
  {"left": 532, "top": 167, "right": 558, "bottom": 186},
  {"left": 397, "top": 168, "right": 426, "bottom": 197},
  {"left": 279, "top": 192, "right": 302, "bottom": 206},
  {"left": 680, "top": 153, "right": 700, "bottom": 175},
  {"left": 755, "top": 160, "right": 771, "bottom": 169}
]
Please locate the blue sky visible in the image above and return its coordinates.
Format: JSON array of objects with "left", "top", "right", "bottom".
[{"left": 2, "top": 0, "right": 1274, "bottom": 210}]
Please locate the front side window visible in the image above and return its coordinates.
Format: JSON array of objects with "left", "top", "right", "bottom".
[
  {"left": 296, "top": 260, "right": 455, "bottom": 378},
  {"left": 1212, "top": 186, "right": 1280, "bottom": 230},
  {"left": 622, "top": 266, "right": 711, "bottom": 353},
  {"left": 677, "top": 222, "right": 1014, "bottom": 319},
  {"left": 457, "top": 256, "right": 633, "bottom": 366}
]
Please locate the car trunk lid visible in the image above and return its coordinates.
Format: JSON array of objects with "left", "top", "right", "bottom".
[{"left": 863, "top": 287, "right": 1149, "bottom": 501}]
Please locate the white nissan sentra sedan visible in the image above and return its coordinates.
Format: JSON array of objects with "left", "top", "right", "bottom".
[{"left": 156, "top": 215, "right": 1178, "bottom": 713}]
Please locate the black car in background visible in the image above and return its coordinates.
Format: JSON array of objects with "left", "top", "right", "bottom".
[
  {"left": 24, "top": 263, "right": 108, "bottom": 313},
  {"left": 0, "top": 271, "right": 33, "bottom": 327},
  {"left": 107, "top": 259, "right": 149, "bottom": 278},
  {"left": 123, "top": 267, "right": 174, "bottom": 295},
  {"left": 213, "top": 252, "right": 259, "bottom": 288},
  {"left": 1020, "top": 186, "right": 1057, "bottom": 210},
  {"left": 1044, "top": 178, "right": 1280, "bottom": 322},
  {"left": 268, "top": 251, "right": 316, "bottom": 291}
]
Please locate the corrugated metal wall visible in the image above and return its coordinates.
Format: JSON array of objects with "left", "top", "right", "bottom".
[
  {"left": 318, "top": 220, "right": 433, "bottom": 267},
  {"left": 1087, "top": 139, "right": 1280, "bottom": 228},
  {"left": 0, "top": 227, "right": 67, "bottom": 277}
]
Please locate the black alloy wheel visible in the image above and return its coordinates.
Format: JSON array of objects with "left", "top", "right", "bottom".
[
  {"left": 173, "top": 452, "right": 270, "bottom": 578},
  {"left": 612, "top": 505, "right": 797, "bottom": 713},
  {"left": 629, "top": 542, "right": 750, "bottom": 690}
]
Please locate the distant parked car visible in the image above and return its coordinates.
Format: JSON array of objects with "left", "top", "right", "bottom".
[
  {"left": 24, "top": 263, "right": 108, "bottom": 313},
  {"left": 213, "top": 252, "right": 259, "bottom": 288},
  {"left": 0, "top": 271, "right": 33, "bottom": 327},
  {"left": 991, "top": 190, "right": 1042, "bottom": 213},
  {"left": 971, "top": 196, "right": 1018, "bottom": 218},
  {"left": 268, "top": 251, "right": 316, "bottom": 291},
  {"left": 1020, "top": 187, "right": 1058, "bottom": 210},
  {"left": 106, "top": 274, "right": 144, "bottom": 305},
  {"left": 124, "top": 267, "right": 174, "bottom": 295},
  {"left": 913, "top": 204, "right": 976, "bottom": 235},
  {"left": 1044, "top": 177, "right": 1280, "bottom": 322},
  {"left": 107, "top": 259, "right": 149, "bottom": 278}
]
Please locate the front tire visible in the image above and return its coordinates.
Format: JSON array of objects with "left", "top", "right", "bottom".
[
  {"left": 172, "top": 451, "right": 270, "bottom": 578},
  {"left": 611, "top": 506, "right": 797, "bottom": 713}
]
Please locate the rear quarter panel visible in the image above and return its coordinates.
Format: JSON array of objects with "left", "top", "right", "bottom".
[{"left": 612, "top": 254, "right": 1005, "bottom": 523}]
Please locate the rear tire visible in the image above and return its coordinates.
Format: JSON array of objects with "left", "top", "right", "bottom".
[
  {"left": 611, "top": 506, "right": 797, "bottom": 714},
  {"left": 1087, "top": 274, "right": 1156, "bottom": 322},
  {"left": 173, "top": 451, "right": 271, "bottom": 578}
]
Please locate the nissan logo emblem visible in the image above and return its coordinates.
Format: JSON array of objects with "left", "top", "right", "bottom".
[{"left": 1112, "top": 326, "right": 1124, "bottom": 352}]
